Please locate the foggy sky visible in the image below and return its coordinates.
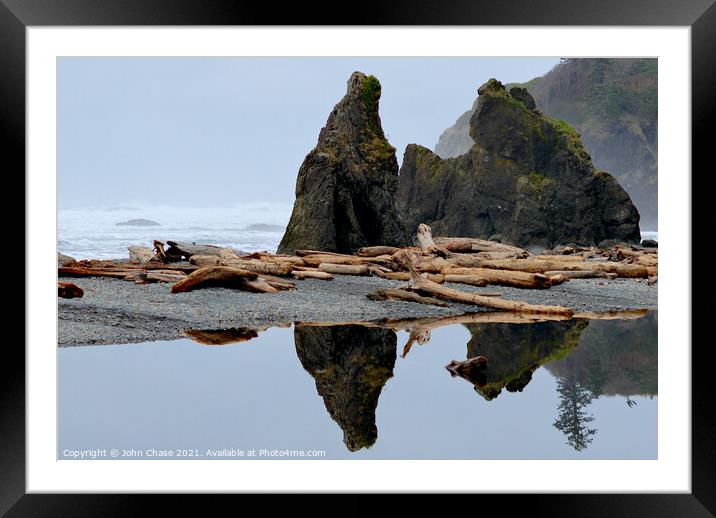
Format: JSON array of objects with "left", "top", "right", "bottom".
[{"left": 58, "top": 57, "right": 560, "bottom": 209}]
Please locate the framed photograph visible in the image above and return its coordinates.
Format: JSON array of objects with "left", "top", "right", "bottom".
[{"left": 7, "top": 0, "right": 708, "bottom": 513}]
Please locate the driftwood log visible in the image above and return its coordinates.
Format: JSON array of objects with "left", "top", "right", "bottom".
[
  {"left": 318, "top": 263, "right": 370, "bottom": 276},
  {"left": 58, "top": 253, "right": 77, "bottom": 267},
  {"left": 357, "top": 246, "right": 400, "bottom": 257},
  {"left": 405, "top": 279, "right": 574, "bottom": 315},
  {"left": 189, "top": 255, "right": 294, "bottom": 276},
  {"left": 127, "top": 246, "right": 155, "bottom": 263},
  {"left": 417, "top": 223, "right": 451, "bottom": 257},
  {"left": 301, "top": 254, "right": 393, "bottom": 267},
  {"left": 441, "top": 267, "right": 553, "bottom": 289},
  {"left": 58, "top": 281, "right": 83, "bottom": 299},
  {"left": 479, "top": 258, "right": 649, "bottom": 278},
  {"left": 367, "top": 288, "right": 449, "bottom": 307},
  {"left": 434, "top": 236, "right": 527, "bottom": 255},
  {"left": 165, "top": 241, "right": 242, "bottom": 260},
  {"left": 365, "top": 252, "right": 573, "bottom": 315},
  {"left": 402, "top": 254, "right": 573, "bottom": 316},
  {"left": 544, "top": 270, "right": 618, "bottom": 279},
  {"left": 291, "top": 270, "right": 334, "bottom": 281},
  {"left": 171, "top": 266, "right": 260, "bottom": 293}
]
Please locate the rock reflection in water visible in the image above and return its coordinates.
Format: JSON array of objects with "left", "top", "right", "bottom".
[
  {"left": 445, "top": 311, "right": 657, "bottom": 451},
  {"left": 455, "top": 320, "right": 589, "bottom": 400},
  {"left": 294, "top": 324, "right": 397, "bottom": 452}
]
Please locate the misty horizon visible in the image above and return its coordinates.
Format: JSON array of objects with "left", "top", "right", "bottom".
[{"left": 58, "top": 56, "right": 560, "bottom": 209}]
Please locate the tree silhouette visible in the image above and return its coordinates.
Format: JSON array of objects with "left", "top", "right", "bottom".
[{"left": 553, "top": 373, "right": 597, "bottom": 451}]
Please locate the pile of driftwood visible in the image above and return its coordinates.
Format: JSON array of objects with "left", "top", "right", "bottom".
[{"left": 57, "top": 224, "right": 657, "bottom": 315}]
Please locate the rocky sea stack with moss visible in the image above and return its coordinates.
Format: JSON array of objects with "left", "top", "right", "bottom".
[
  {"left": 397, "top": 79, "right": 641, "bottom": 248},
  {"left": 435, "top": 59, "right": 657, "bottom": 228},
  {"left": 278, "top": 72, "right": 409, "bottom": 254}
]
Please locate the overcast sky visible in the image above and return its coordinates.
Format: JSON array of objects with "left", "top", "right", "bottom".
[{"left": 58, "top": 57, "right": 560, "bottom": 209}]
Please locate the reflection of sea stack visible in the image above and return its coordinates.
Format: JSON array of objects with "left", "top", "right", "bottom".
[
  {"left": 451, "top": 320, "right": 588, "bottom": 400},
  {"left": 294, "top": 324, "right": 396, "bottom": 452}
]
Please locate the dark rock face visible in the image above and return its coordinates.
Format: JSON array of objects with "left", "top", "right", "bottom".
[
  {"left": 434, "top": 59, "right": 657, "bottom": 228},
  {"left": 278, "top": 72, "right": 409, "bottom": 254},
  {"left": 508, "top": 86, "right": 536, "bottom": 110},
  {"left": 397, "top": 79, "right": 641, "bottom": 248},
  {"left": 294, "top": 324, "right": 396, "bottom": 452}
]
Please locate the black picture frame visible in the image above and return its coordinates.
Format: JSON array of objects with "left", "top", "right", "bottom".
[{"left": 5, "top": 0, "right": 708, "bottom": 514}]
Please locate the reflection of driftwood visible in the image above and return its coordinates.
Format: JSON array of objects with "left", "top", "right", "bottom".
[
  {"left": 446, "top": 356, "right": 488, "bottom": 386},
  {"left": 295, "top": 309, "right": 647, "bottom": 335},
  {"left": 183, "top": 327, "right": 260, "bottom": 345},
  {"left": 401, "top": 327, "right": 431, "bottom": 357},
  {"left": 573, "top": 309, "right": 648, "bottom": 320},
  {"left": 58, "top": 281, "right": 83, "bottom": 298}
]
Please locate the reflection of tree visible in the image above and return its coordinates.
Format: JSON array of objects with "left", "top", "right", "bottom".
[{"left": 553, "top": 364, "right": 597, "bottom": 452}]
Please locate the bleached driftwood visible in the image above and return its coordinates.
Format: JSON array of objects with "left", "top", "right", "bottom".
[{"left": 170, "top": 266, "right": 260, "bottom": 293}]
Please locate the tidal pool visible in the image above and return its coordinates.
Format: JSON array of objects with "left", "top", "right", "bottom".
[{"left": 58, "top": 311, "right": 657, "bottom": 459}]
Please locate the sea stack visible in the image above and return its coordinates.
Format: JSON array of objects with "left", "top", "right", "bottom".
[
  {"left": 277, "top": 72, "right": 409, "bottom": 254},
  {"left": 397, "top": 79, "right": 641, "bottom": 248}
]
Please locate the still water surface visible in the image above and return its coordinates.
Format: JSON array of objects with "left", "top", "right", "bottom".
[{"left": 59, "top": 312, "right": 657, "bottom": 459}]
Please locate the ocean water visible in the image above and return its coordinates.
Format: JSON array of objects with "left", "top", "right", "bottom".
[
  {"left": 58, "top": 205, "right": 659, "bottom": 260},
  {"left": 58, "top": 204, "right": 293, "bottom": 260}
]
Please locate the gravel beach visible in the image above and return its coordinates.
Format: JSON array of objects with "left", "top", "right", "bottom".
[{"left": 58, "top": 274, "right": 657, "bottom": 346}]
